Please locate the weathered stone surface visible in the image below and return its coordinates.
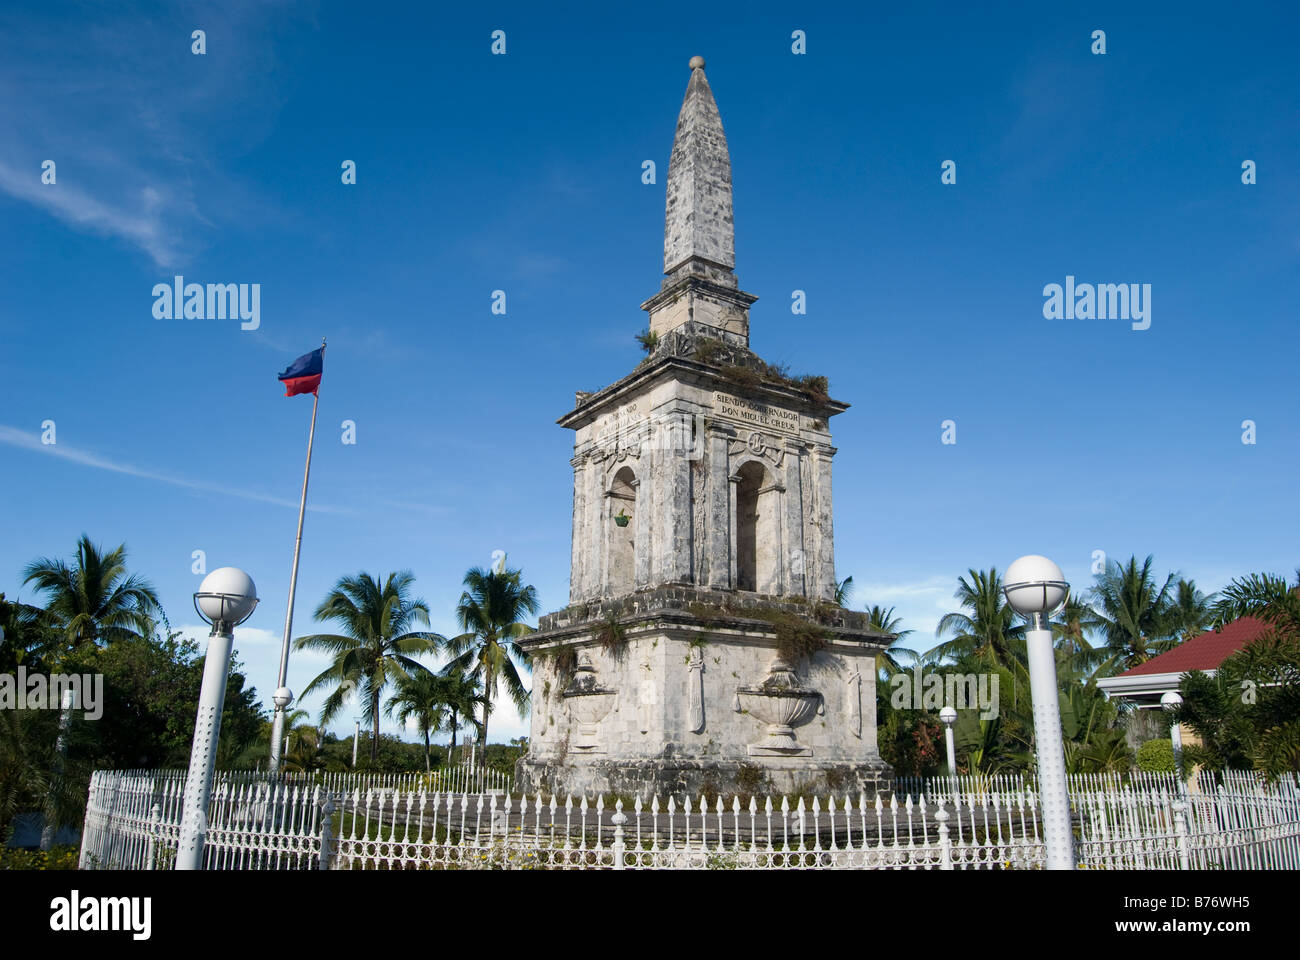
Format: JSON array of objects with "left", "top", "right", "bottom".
[
  {"left": 648, "top": 60, "right": 757, "bottom": 347},
  {"left": 560, "top": 362, "right": 842, "bottom": 606},
  {"left": 516, "top": 611, "right": 892, "bottom": 799},
  {"left": 663, "top": 58, "right": 735, "bottom": 278},
  {"left": 517, "top": 58, "right": 892, "bottom": 800},
  {"left": 516, "top": 757, "right": 894, "bottom": 802}
]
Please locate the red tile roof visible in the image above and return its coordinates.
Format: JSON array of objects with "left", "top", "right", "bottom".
[{"left": 1118, "top": 617, "right": 1270, "bottom": 677}]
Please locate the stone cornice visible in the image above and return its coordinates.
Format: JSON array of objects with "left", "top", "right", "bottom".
[
  {"left": 639, "top": 274, "right": 758, "bottom": 315},
  {"left": 524, "top": 585, "right": 892, "bottom": 648},
  {"left": 521, "top": 608, "right": 891, "bottom": 653},
  {"left": 559, "top": 355, "right": 848, "bottom": 430}
]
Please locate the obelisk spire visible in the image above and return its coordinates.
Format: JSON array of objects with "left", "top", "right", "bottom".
[
  {"left": 643, "top": 57, "right": 755, "bottom": 345},
  {"left": 663, "top": 56, "right": 735, "bottom": 282}
]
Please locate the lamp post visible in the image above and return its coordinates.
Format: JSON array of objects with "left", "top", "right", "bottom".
[
  {"left": 939, "top": 705, "right": 958, "bottom": 791},
  {"left": 1003, "top": 554, "right": 1073, "bottom": 870},
  {"left": 353, "top": 718, "right": 361, "bottom": 768},
  {"left": 177, "top": 567, "right": 258, "bottom": 870},
  {"left": 1161, "top": 691, "right": 1185, "bottom": 782},
  {"left": 270, "top": 685, "right": 293, "bottom": 769}
]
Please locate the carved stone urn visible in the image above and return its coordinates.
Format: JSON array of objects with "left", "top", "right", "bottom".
[
  {"left": 735, "top": 653, "right": 822, "bottom": 756},
  {"left": 563, "top": 653, "right": 616, "bottom": 752}
]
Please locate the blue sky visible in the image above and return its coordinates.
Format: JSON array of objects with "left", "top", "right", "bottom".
[{"left": 2, "top": 2, "right": 1297, "bottom": 746}]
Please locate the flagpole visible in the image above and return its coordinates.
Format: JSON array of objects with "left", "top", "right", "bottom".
[{"left": 269, "top": 338, "right": 325, "bottom": 775}]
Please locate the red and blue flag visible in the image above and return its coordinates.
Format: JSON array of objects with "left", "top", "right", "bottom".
[{"left": 277, "top": 348, "right": 324, "bottom": 397}]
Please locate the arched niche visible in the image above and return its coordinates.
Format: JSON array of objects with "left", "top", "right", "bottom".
[
  {"left": 734, "top": 459, "right": 777, "bottom": 593},
  {"left": 606, "top": 465, "right": 637, "bottom": 596}
]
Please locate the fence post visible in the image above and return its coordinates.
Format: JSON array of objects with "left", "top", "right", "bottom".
[
  {"left": 317, "top": 794, "right": 335, "bottom": 871},
  {"left": 936, "top": 807, "right": 953, "bottom": 870},
  {"left": 145, "top": 802, "right": 161, "bottom": 871},
  {"left": 611, "top": 801, "right": 627, "bottom": 870},
  {"left": 1172, "top": 800, "right": 1191, "bottom": 871}
]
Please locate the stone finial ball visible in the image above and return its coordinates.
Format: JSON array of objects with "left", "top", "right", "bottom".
[{"left": 689, "top": 55, "right": 705, "bottom": 70}]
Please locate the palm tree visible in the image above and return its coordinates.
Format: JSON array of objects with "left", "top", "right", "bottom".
[
  {"left": 1168, "top": 578, "right": 1216, "bottom": 644},
  {"left": 442, "top": 566, "right": 539, "bottom": 767},
  {"left": 431, "top": 670, "right": 485, "bottom": 767},
  {"left": 0, "top": 709, "right": 49, "bottom": 835},
  {"left": 295, "top": 571, "right": 441, "bottom": 763},
  {"left": 1212, "top": 569, "right": 1300, "bottom": 634},
  {"left": 0, "top": 593, "right": 53, "bottom": 671},
  {"left": 260, "top": 708, "right": 311, "bottom": 756},
  {"left": 926, "top": 568, "right": 1024, "bottom": 670},
  {"left": 1206, "top": 570, "right": 1300, "bottom": 774},
  {"left": 22, "top": 535, "right": 162, "bottom": 654},
  {"left": 270, "top": 710, "right": 325, "bottom": 773},
  {"left": 386, "top": 668, "right": 456, "bottom": 773},
  {"left": 1051, "top": 596, "right": 1107, "bottom": 679},
  {"left": 1090, "top": 556, "right": 1179, "bottom": 674},
  {"left": 834, "top": 576, "right": 854, "bottom": 607},
  {"left": 864, "top": 605, "right": 918, "bottom": 680},
  {"left": 1068, "top": 728, "right": 1132, "bottom": 774}
]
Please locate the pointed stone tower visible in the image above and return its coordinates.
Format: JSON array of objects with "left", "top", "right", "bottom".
[
  {"left": 646, "top": 55, "right": 754, "bottom": 346},
  {"left": 516, "top": 58, "right": 893, "bottom": 799}
]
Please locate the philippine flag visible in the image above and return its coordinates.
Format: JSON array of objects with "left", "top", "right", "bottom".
[{"left": 277, "top": 347, "right": 324, "bottom": 397}]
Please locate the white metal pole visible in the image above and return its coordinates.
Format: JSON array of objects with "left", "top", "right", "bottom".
[
  {"left": 177, "top": 623, "right": 235, "bottom": 870},
  {"left": 270, "top": 355, "right": 323, "bottom": 775},
  {"left": 944, "top": 725, "right": 957, "bottom": 780},
  {"left": 353, "top": 719, "right": 360, "bottom": 767},
  {"left": 1026, "top": 614, "right": 1075, "bottom": 869},
  {"left": 1170, "top": 720, "right": 1184, "bottom": 781}
]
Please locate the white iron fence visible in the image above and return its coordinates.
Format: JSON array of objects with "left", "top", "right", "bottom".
[
  {"left": 79, "top": 769, "right": 1300, "bottom": 870},
  {"left": 312, "top": 766, "right": 512, "bottom": 795},
  {"left": 895, "top": 770, "right": 1186, "bottom": 800}
]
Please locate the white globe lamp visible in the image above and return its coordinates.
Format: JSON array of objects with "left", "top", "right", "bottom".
[
  {"left": 194, "top": 567, "right": 259, "bottom": 628},
  {"left": 1003, "top": 555, "right": 1068, "bottom": 618}
]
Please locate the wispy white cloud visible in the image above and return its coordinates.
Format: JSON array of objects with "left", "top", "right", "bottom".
[
  {"left": 0, "top": 3, "right": 307, "bottom": 267},
  {"left": 848, "top": 576, "right": 955, "bottom": 647},
  {"left": 0, "top": 424, "right": 350, "bottom": 514},
  {"left": 856, "top": 577, "right": 951, "bottom": 602},
  {"left": 0, "top": 161, "right": 180, "bottom": 265},
  {"left": 175, "top": 623, "right": 280, "bottom": 648},
  {"left": 227, "top": 624, "right": 279, "bottom": 646},
  {"left": 174, "top": 623, "right": 333, "bottom": 662}
]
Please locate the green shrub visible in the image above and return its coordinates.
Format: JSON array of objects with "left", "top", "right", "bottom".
[
  {"left": 0, "top": 845, "right": 80, "bottom": 870},
  {"left": 1136, "top": 738, "right": 1175, "bottom": 773}
]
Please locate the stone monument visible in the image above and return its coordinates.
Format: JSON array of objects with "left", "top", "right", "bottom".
[{"left": 515, "top": 57, "right": 895, "bottom": 799}]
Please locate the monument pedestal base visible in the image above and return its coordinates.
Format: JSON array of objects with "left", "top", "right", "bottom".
[
  {"left": 514, "top": 756, "right": 894, "bottom": 802},
  {"left": 515, "top": 589, "right": 896, "bottom": 803}
]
